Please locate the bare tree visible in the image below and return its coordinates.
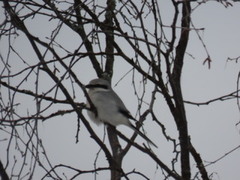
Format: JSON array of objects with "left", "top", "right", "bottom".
[{"left": 0, "top": 0, "right": 239, "bottom": 180}]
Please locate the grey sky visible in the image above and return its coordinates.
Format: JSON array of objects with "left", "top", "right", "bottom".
[{"left": 0, "top": 1, "right": 240, "bottom": 179}]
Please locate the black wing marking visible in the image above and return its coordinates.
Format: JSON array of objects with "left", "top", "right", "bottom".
[{"left": 119, "top": 109, "right": 137, "bottom": 121}]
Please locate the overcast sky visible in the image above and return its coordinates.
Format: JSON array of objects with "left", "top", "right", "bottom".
[{"left": 0, "top": 1, "right": 240, "bottom": 180}]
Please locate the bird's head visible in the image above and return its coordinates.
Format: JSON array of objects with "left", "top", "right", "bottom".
[{"left": 85, "top": 78, "right": 111, "bottom": 92}]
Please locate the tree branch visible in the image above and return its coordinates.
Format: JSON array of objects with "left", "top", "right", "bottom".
[
  {"left": 0, "top": 160, "right": 9, "bottom": 180},
  {"left": 3, "top": 0, "right": 115, "bottom": 170}
]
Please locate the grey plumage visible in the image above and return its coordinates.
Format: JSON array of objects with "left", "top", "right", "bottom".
[{"left": 85, "top": 78, "right": 157, "bottom": 148}]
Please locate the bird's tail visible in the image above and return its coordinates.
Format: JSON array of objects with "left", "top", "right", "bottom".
[{"left": 129, "top": 124, "right": 157, "bottom": 148}]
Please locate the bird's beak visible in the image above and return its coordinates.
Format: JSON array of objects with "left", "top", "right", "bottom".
[
  {"left": 85, "top": 84, "right": 94, "bottom": 89},
  {"left": 85, "top": 84, "right": 90, "bottom": 88}
]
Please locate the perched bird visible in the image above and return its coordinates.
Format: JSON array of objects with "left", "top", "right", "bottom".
[{"left": 85, "top": 78, "right": 157, "bottom": 148}]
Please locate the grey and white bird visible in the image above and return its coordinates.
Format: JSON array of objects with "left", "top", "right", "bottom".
[{"left": 85, "top": 78, "right": 157, "bottom": 147}]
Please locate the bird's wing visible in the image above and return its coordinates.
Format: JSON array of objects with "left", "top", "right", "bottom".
[
  {"left": 109, "top": 90, "right": 137, "bottom": 121},
  {"left": 118, "top": 108, "right": 136, "bottom": 121}
]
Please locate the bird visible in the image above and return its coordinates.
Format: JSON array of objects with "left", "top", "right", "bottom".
[{"left": 85, "top": 78, "right": 157, "bottom": 148}]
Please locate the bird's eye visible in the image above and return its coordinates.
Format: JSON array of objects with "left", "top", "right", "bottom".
[{"left": 86, "top": 84, "right": 108, "bottom": 89}]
